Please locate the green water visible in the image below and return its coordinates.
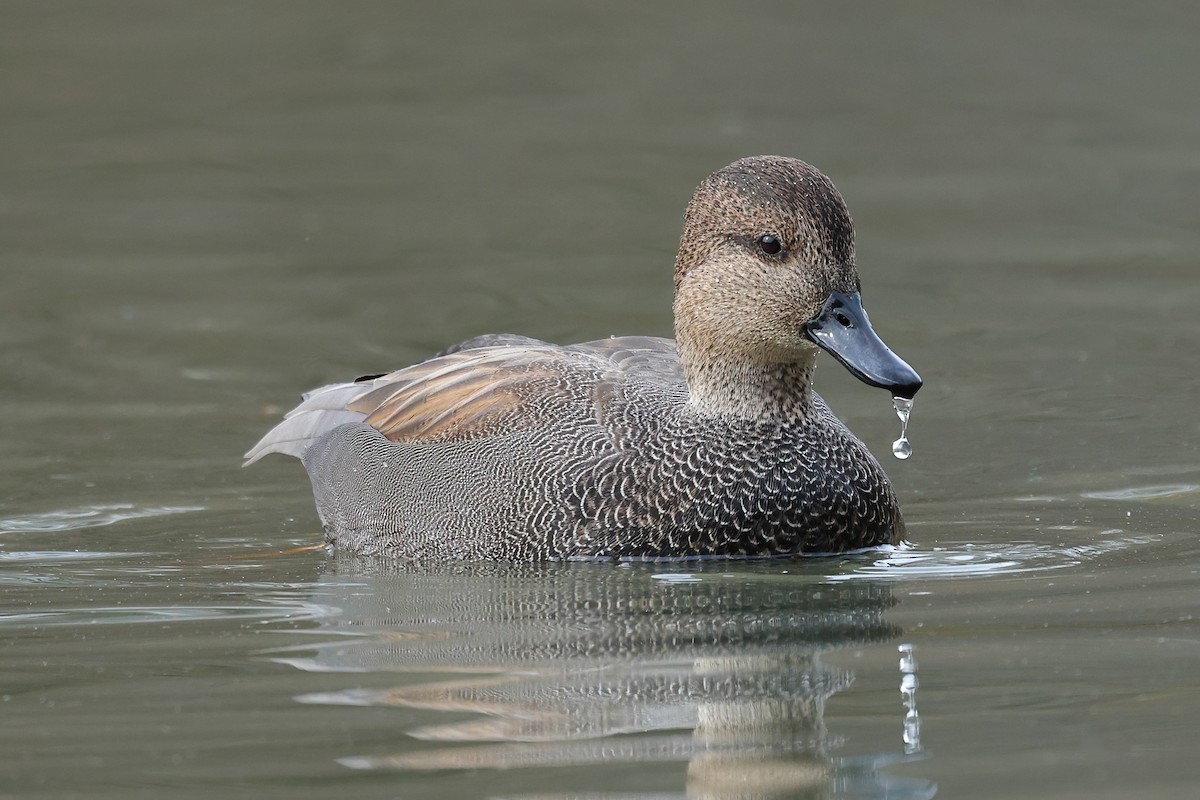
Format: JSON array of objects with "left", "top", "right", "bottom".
[{"left": 3, "top": 2, "right": 1199, "bottom": 798}]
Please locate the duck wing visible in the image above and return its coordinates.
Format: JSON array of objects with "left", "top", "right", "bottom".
[{"left": 244, "top": 335, "right": 682, "bottom": 463}]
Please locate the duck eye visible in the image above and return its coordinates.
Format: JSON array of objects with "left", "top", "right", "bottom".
[{"left": 756, "top": 234, "right": 783, "bottom": 255}]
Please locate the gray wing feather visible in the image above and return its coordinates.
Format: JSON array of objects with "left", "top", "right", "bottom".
[
  {"left": 243, "top": 382, "right": 372, "bottom": 465},
  {"left": 244, "top": 336, "right": 683, "bottom": 464}
]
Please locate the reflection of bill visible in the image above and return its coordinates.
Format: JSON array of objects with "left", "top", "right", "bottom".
[{"left": 272, "top": 559, "right": 935, "bottom": 799}]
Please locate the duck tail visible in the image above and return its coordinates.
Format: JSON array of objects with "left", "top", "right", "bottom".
[{"left": 243, "top": 382, "right": 372, "bottom": 466}]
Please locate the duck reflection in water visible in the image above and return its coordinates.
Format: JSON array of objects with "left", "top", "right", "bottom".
[{"left": 272, "top": 559, "right": 935, "bottom": 799}]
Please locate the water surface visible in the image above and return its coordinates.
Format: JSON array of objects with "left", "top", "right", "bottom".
[{"left": 3, "top": 2, "right": 1199, "bottom": 798}]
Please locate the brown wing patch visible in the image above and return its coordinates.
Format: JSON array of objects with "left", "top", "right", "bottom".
[{"left": 346, "top": 346, "right": 596, "bottom": 443}]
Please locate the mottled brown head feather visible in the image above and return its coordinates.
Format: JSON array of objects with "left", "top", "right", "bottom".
[{"left": 674, "top": 155, "right": 857, "bottom": 289}]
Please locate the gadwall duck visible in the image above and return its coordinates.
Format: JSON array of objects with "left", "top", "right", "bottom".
[{"left": 246, "top": 156, "right": 922, "bottom": 559}]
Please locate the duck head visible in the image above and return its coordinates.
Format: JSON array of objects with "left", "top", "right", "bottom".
[{"left": 673, "top": 156, "right": 921, "bottom": 413}]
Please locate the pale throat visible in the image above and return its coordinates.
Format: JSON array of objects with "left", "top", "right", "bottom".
[{"left": 676, "top": 334, "right": 821, "bottom": 421}]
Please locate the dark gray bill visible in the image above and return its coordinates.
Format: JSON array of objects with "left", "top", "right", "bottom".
[{"left": 803, "top": 291, "right": 922, "bottom": 399}]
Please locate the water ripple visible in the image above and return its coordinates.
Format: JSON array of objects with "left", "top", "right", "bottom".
[
  {"left": 0, "top": 503, "right": 204, "bottom": 535},
  {"left": 1082, "top": 483, "right": 1200, "bottom": 501},
  {"left": 830, "top": 533, "right": 1156, "bottom": 581},
  {"left": 0, "top": 600, "right": 333, "bottom": 629},
  {"left": 0, "top": 549, "right": 146, "bottom": 563}
]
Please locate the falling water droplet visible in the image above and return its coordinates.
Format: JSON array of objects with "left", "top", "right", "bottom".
[
  {"left": 898, "top": 643, "right": 921, "bottom": 754},
  {"left": 891, "top": 396, "right": 913, "bottom": 460}
]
